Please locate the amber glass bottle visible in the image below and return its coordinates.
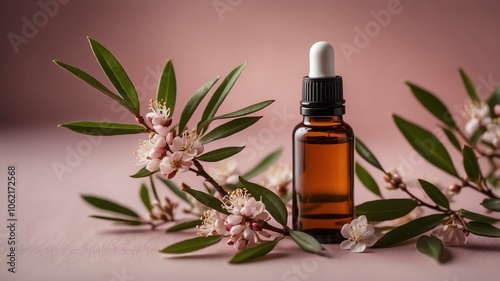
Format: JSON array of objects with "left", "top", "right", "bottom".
[{"left": 292, "top": 42, "right": 354, "bottom": 243}]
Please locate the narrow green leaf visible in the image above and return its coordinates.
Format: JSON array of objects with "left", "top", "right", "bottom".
[
  {"left": 481, "top": 198, "right": 500, "bottom": 212},
  {"left": 87, "top": 37, "right": 139, "bottom": 114},
  {"left": 373, "top": 214, "right": 447, "bottom": 248},
  {"left": 197, "top": 146, "right": 245, "bottom": 162},
  {"left": 130, "top": 167, "right": 159, "bottom": 178},
  {"left": 183, "top": 188, "right": 228, "bottom": 215},
  {"left": 149, "top": 176, "right": 160, "bottom": 202},
  {"left": 239, "top": 177, "right": 288, "bottom": 227},
  {"left": 393, "top": 115, "right": 458, "bottom": 177},
  {"left": 487, "top": 86, "right": 500, "bottom": 117},
  {"left": 443, "top": 128, "right": 461, "bottom": 151},
  {"left": 242, "top": 148, "right": 282, "bottom": 179},
  {"left": 82, "top": 195, "right": 140, "bottom": 218},
  {"left": 156, "top": 60, "right": 176, "bottom": 115},
  {"left": 355, "top": 138, "right": 385, "bottom": 172},
  {"left": 140, "top": 184, "right": 152, "bottom": 212},
  {"left": 416, "top": 235, "right": 443, "bottom": 262},
  {"left": 59, "top": 121, "right": 145, "bottom": 136},
  {"left": 198, "top": 63, "right": 246, "bottom": 133},
  {"left": 200, "top": 116, "right": 262, "bottom": 144},
  {"left": 53, "top": 60, "right": 136, "bottom": 114},
  {"left": 460, "top": 209, "right": 500, "bottom": 224},
  {"left": 178, "top": 76, "right": 219, "bottom": 133},
  {"left": 198, "top": 100, "right": 274, "bottom": 130},
  {"left": 355, "top": 199, "right": 418, "bottom": 221},
  {"left": 407, "top": 82, "right": 458, "bottom": 129},
  {"left": 166, "top": 220, "right": 202, "bottom": 233},
  {"left": 467, "top": 221, "right": 500, "bottom": 237},
  {"left": 229, "top": 237, "right": 283, "bottom": 264},
  {"left": 470, "top": 127, "right": 486, "bottom": 144},
  {"left": 157, "top": 178, "right": 191, "bottom": 206},
  {"left": 418, "top": 179, "right": 450, "bottom": 209},
  {"left": 287, "top": 228, "right": 324, "bottom": 253},
  {"left": 89, "top": 215, "right": 142, "bottom": 225},
  {"left": 462, "top": 145, "right": 481, "bottom": 183},
  {"left": 459, "top": 68, "right": 479, "bottom": 103},
  {"left": 160, "top": 236, "right": 223, "bottom": 254},
  {"left": 355, "top": 162, "right": 382, "bottom": 198}
]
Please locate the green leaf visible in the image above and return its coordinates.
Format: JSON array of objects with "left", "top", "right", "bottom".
[
  {"left": 157, "top": 178, "right": 191, "bottom": 206},
  {"left": 355, "top": 138, "right": 384, "bottom": 172},
  {"left": 87, "top": 37, "right": 139, "bottom": 114},
  {"left": 467, "top": 221, "right": 500, "bottom": 237},
  {"left": 460, "top": 209, "right": 500, "bottom": 224},
  {"left": 418, "top": 179, "right": 450, "bottom": 209},
  {"left": 198, "top": 100, "right": 274, "bottom": 130},
  {"left": 287, "top": 228, "right": 324, "bottom": 253},
  {"left": 443, "top": 127, "right": 461, "bottom": 151},
  {"left": 459, "top": 68, "right": 479, "bottom": 103},
  {"left": 355, "top": 199, "right": 418, "bottom": 221},
  {"left": 156, "top": 60, "right": 176, "bottom": 115},
  {"left": 149, "top": 176, "right": 160, "bottom": 202},
  {"left": 416, "top": 235, "right": 443, "bottom": 262},
  {"left": 183, "top": 188, "right": 228, "bottom": 215},
  {"left": 355, "top": 162, "right": 382, "bottom": 198},
  {"left": 178, "top": 76, "right": 219, "bottom": 133},
  {"left": 462, "top": 145, "right": 481, "bottom": 183},
  {"left": 481, "top": 198, "right": 500, "bottom": 212},
  {"left": 197, "top": 146, "right": 245, "bottom": 162},
  {"left": 166, "top": 219, "right": 202, "bottom": 233},
  {"left": 200, "top": 116, "right": 262, "bottom": 144},
  {"left": 393, "top": 115, "right": 458, "bottom": 177},
  {"left": 89, "top": 215, "right": 142, "bottom": 225},
  {"left": 130, "top": 167, "right": 159, "bottom": 178},
  {"left": 407, "top": 82, "right": 458, "bottom": 129},
  {"left": 373, "top": 214, "right": 447, "bottom": 248},
  {"left": 53, "top": 60, "right": 136, "bottom": 114},
  {"left": 242, "top": 148, "right": 282, "bottom": 179},
  {"left": 140, "top": 184, "right": 152, "bottom": 212},
  {"left": 239, "top": 177, "right": 288, "bottom": 227},
  {"left": 487, "top": 86, "right": 500, "bottom": 117},
  {"left": 59, "top": 121, "right": 145, "bottom": 136},
  {"left": 198, "top": 63, "right": 246, "bottom": 133},
  {"left": 160, "top": 236, "right": 223, "bottom": 254},
  {"left": 82, "top": 195, "right": 140, "bottom": 218},
  {"left": 229, "top": 237, "right": 283, "bottom": 264}
]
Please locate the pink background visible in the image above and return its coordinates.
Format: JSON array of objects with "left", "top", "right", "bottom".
[{"left": 1, "top": 1, "right": 500, "bottom": 280}]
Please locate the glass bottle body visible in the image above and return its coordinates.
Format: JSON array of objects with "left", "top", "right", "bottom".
[{"left": 292, "top": 115, "right": 354, "bottom": 243}]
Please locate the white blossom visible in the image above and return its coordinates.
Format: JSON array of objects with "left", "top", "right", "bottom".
[
  {"left": 340, "top": 215, "right": 377, "bottom": 253},
  {"left": 146, "top": 100, "right": 172, "bottom": 136},
  {"left": 209, "top": 160, "right": 240, "bottom": 186},
  {"left": 159, "top": 151, "right": 193, "bottom": 179},
  {"left": 197, "top": 209, "right": 226, "bottom": 237},
  {"left": 481, "top": 118, "right": 500, "bottom": 148},
  {"left": 433, "top": 222, "right": 468, "bottom": 246},
  {"left": 171, "top": 128, "right": 204, "bottom": 157},
  {"left": 462, "top": 101, "right": 491, "bottom": 135}
]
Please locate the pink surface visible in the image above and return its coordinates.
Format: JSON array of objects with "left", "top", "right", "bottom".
[{"left": 2, "top": 1, "right": 500, "bottom": 280}]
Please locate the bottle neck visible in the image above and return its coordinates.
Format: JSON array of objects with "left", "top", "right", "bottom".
[{"left": 302, "top": 115, "right": 343, "bottom": 126}]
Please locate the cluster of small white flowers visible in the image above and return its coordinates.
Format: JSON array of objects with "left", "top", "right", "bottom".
[
  {"left": 134, "top": 100, "right": 204, "bottom": 179},
  {"left": 209, "top": 160, "right": 240, "bottom": 186},
  {"left": 197, "top": 189, "right": 272, "bottom": 250},
  {"left": 260, "top": 163, "right": 292, "bottom": 195},
  {"left": 463, "top": 101, "right": 500, "bottom": 149}
]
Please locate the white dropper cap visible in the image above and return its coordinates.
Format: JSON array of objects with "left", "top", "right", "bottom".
[{"left": 308, "top": 41, "right": 335, "bottom": 78}]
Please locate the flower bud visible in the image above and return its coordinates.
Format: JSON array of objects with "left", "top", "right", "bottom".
[
  {"left": 251, "top": 222, "right": 262, "bottom": 231},
  {"left": 448, "top": 184, "right": 462, "bottom": 194}
]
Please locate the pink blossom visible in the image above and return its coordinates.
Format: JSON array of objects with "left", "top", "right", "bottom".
[{"left": 159, "top": 151, "right": 193, "bottom": 179}]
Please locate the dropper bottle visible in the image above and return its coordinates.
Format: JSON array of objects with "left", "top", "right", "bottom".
[{"left": 292, "top": 41, "right": 354, "bottom": 243}]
